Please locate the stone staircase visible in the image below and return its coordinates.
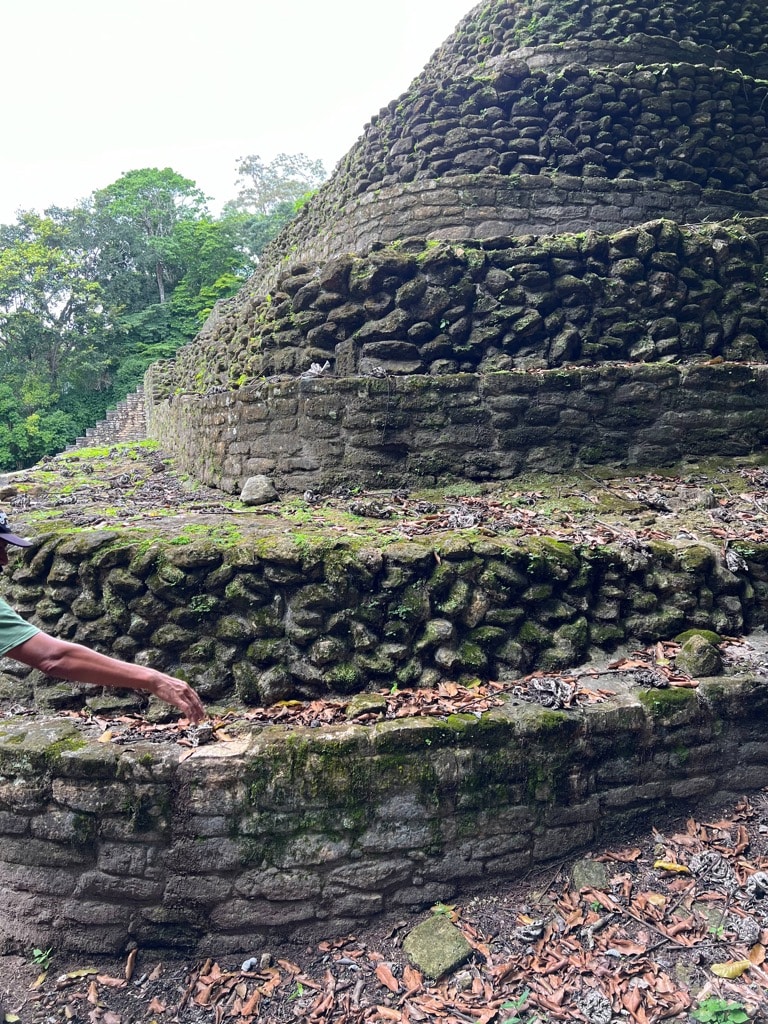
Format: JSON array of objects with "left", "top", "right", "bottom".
[{"left": 69, "top": 386, "right": 147, "bottom": 450}]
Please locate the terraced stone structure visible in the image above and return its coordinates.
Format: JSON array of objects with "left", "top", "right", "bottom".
[
  {"left": 147, "top": 0, "right": 768, "bottom": 493},
  {"left": 8, "top": 0, "right": 768, "bottom": 959}
]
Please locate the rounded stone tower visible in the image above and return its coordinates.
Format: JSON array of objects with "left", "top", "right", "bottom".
[{"left": 147, "top": 0, "right": 768, "bottom": 493}]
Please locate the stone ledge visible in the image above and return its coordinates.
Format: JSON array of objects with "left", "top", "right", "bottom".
[
  {"left": 0, "top": 671, "right": 766, "bottom": 954},
  {"left": 147, "top": 363, "right": 768, "bottom": 493}
]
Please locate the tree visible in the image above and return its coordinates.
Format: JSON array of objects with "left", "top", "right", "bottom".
[
  {"left": 93, "top": 168, "right": 208, "bottom": 303},
  {"left": 0, "top": 212, "right": 117, "bottom": 468},
  {"left": 0, "top": 212, "right": 114, "bottom": 392},
  {"left": 226, "top": 152, "right": 326, "bottom": 216},
  {"left": 0, "top": 154, "right": 321, "bottom": 470}
]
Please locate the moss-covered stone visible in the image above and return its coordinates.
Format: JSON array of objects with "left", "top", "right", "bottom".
[
  {"left": 403, "top": 915, "right": 472, "bottom": 979},
  {"left": 638, "top": 687, "right": 698, "bottom": 721}
]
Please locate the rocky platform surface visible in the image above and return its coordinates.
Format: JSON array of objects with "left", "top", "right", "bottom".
[{"left": 4, "top": 439, "right": 768, "bottom": 552}]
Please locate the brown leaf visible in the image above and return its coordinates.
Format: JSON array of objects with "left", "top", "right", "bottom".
[
  {"left": 260, "top": 969, "right": 282, "bottom": 996},
  {"left": 125, "top": 947, "right": 138, "bottom": 982},
  {"left": 597, "top": 848, "right": 641, "bottom": 863},
  {"left": 472, "top": 1010, "right": 499, "bottom": 1024},
  {"left": 277, "top": 958, "right": 302, "bottom": 974},
  {"left": 666, "top": 917, "right": 695, "bottom": 938},
  {"left": 583, "top": 888, "right": 621, "bottom": 911},
  {"left": 241, "top": 988, "right": 261, "bottom": 1015},
  {"left": 194, "top": 981, "right": 217, "bottom": 1006},
  {"left": 375, "top": 963, "right": 401, "bottom": 993},
  {"left": 609, "top": 939, "right": 648, "bottom": 955},
  {"left": 147, "top": 996, "right": 166, "bottom": 1013},
  {"left": 402, "top": 964, "right": 423, "bottom": 993},
  {"left": 96, "top": 974, "right": 127, "bottom": 988},
  {"left": 623, "top": 987, "right": 643, "bottom": 1014},
  {"left": 375, "top": 1007, "right": 404, "bottom": 1021},
  {"left": 734, "top": 825, "right": 750, "bottom": 856},
  {"left": 748, "top": 943, "right": 766, "bottom": 966}
]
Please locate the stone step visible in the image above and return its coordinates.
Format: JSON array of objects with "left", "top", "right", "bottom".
[{"left": 67, "top": 387, "right": 147, "bottom": 451}]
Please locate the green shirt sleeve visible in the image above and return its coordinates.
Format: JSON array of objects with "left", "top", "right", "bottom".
[{"left": 0, "top": 596, "right": 40, "bottom": 656}]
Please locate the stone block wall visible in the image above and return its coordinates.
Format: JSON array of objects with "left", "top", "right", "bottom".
[
  {"left": 68, "top": 387, "right": 147, "bottom": 450},
  {"left": 2, "top": 527, "right": 766, "bottom": 708},
  {"left": 146, "top": 363, "right": 768, "bottom": 495},
  {"left": 254, "top": 59, "right": 768, "bottom": 286},
  {"left": 142, "top": 0, "right": 768, "bottom": 493},
  {"left": 433, "top": 0, "right": 768, "bottom": 73},
  {"left": 1, "top": 675, "right": 767, "bottom": 955}
]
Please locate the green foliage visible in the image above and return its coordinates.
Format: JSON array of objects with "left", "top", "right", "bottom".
[
  {"left": 0, "top": 154, "right": 316, "bottom": 471},
  {"left": 691, "top": 999, "right": 750, "bottom": 1023},
  {"left": 225, "top": 202, "right": 303, "bottom": 261},
  {"left": 497, "top": 988, "right": 531, "bottom": 1024},
  {"left": 30, "top": 946, "right": 54, "bottom": 970},
  {"left": 288, "top": 980, "right": 306, "bottom": 1001},
  {"left": 93, "top": 167, "right": 208, "bottom": 305}
]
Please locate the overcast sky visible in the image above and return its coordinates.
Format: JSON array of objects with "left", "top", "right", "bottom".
[{"left": 0, "top": 0, "right": 476, "bottom": 224}]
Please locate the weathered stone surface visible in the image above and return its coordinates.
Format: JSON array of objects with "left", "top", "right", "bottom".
[
  {"left": 676, "top": 635, "right": 723, "bottom": 677},
  {"left": 402, "top": 915, "right": 473, "bottom": 979},
  {"left": 10, "top": 0, "right": 768, "bottom": 961},
  {"left": 0, "top": 670, "right": 766, "bottom": 953},
  {"left": 149, "top": 361, "right": 768, "bottom": 497},
  {"left": 240, "top": 475, "right": 280, "bottom": 505},
  {"left": 571, "top": 857, "right": 611, "bottom": 892},
  {"left": 3, "top": 526, "right": 767, "bottom": 704}
]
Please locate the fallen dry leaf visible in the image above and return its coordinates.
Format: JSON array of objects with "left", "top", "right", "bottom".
[
  {"left": 749, "top": 943, "right": 766, "bottom": 966},
  {"left": 711, "top": 960, "right": 752, "bottom": 979},
  {"left": 653, "top": 860, "right": 690, "bottom": 874},
  {"left": 375, "top": 962, "right": 401, "bottom": 993},
  {"left": 374, "top": 1007, "right": 404, "bottom": 1021}
]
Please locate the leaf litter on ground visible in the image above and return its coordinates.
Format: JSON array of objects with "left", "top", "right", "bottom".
[
  {"left": 8, "top": 796, "right": 768, "bottom": 1023},
  {"left": 7, "top": 449, "right": 768, "bottom": 1018}
]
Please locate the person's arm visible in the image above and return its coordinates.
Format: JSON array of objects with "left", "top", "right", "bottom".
[{"left": 8, "top": 631, "right": 206, "bottom": 724}]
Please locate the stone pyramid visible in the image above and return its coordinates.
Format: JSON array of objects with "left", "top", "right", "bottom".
[{"left": 147, "top": 0, "right": 768, "bottom": 493}]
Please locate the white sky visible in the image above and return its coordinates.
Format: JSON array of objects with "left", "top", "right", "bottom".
[{"left": 0, "top": 0, "right": 476, "bottom": 224}]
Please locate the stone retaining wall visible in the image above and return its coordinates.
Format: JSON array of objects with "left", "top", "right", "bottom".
[
  {"left": 434, "top": 0, "right": 768, "bottom": 73},
  {"left": 69, "top": 387, "right": 147, "bottom": 450},
  {"left": 261, "top": 59, "right": 768, "bottom": 286},
  {"left": 160, "top": 220, "right": 768, "bottom": 394},
  {"left": 1, "top": 526, "right": 766, "bottom": 708},
  {"left": 1, "top": 675, "right": 767, "bottom": 955},
  {"left": 245, "top": 0, "right": 768, "bottom": 294},
  {"left": 146, "top": 364, "right": 768, "bottom": 495},
  {"left": 243, "top": 176, "right": 768, "bottom": 301}
]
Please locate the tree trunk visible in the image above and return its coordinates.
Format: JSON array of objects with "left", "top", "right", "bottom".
[{"left": 155, "top": 261, "right": 166, "bottom": 304}]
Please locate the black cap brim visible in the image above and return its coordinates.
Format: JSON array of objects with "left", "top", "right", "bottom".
[{"left": 0, "top": 530, "right": 32, "bottom": 547}]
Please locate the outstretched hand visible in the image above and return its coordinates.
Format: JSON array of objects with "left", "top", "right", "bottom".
[{"left": 149, "top": 672, "right": 207, "bottom": 723}]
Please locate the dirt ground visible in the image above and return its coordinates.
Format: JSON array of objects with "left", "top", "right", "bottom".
[{"left": 5, "top": 439, "right": 768, "bottom": 554}]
